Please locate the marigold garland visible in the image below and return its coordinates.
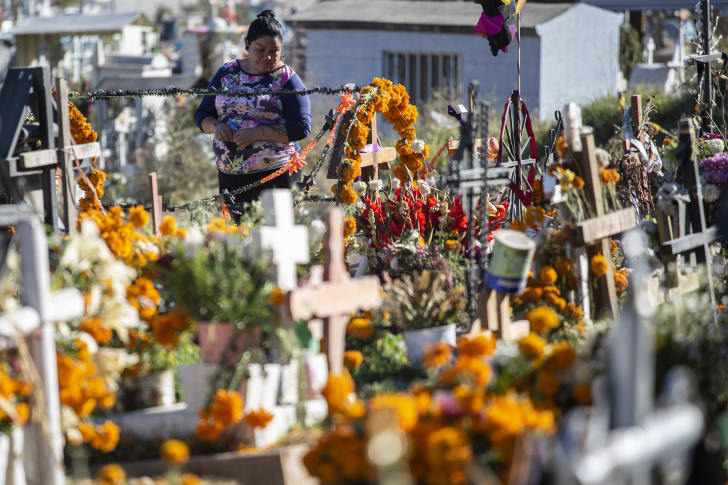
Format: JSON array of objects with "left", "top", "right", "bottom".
[{"left": 333, "top": 78, "right": 429, "bottom": 205}]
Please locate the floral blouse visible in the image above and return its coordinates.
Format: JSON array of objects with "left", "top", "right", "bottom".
[{"left": 195, "top": 61, "right": 311, "bottom": 175}]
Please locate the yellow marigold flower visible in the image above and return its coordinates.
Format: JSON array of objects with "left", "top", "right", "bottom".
[
  {"left": 97, "top": 464, "right": 126, "bottom": 485},
  {"left": 80, "top": 317, "right": 112, "bottom": 345},
  {"left": 128, "top": 206, "right": 149, "bottom": 229},
  {"left": 590, "top": 254, "right": 609, "bottom": 276},
  {"left": 90, "top": 420, "right": 120, "bottom": 453},
  {"left": 424, "top": 426, "right": 471, "bottom": 473},
  {"left": 322, "top": 371, "right": 355, "bottom": 414},
  {"left": 422, "top": 342, "right": 452, "bottom": 369},
  {"left": 444, "top": 239, "right": 461, "bottom": 251},
  {"left": 346, "top": 315, "right": 373, "bottom": 340},
  {"left": 343, "top": 350, "right": 364, "bottom": 371},
  {"left": 14, "top": 402, "right": 29, "bottom": 425},
  {"left": 161, "top": 439, "right": 190, "bottom": 465},
  {"left": 176, "top": 228, "right": 187, "bottom": 238},
  {"left": 554, "top": 258, "right": 571, "bottom": 276},
  {"left": 78, "top": 421, "right": 96, "bottom": 442},
  {"left": 440, "top": 357, "right": 492, "bottom": 388},
  {"left": 209, "top": 389, "right": 244, "bottom": 426},
  {"left": 560, "top": 169, "right": 576, "bottom": 191},
  {"left": 526, "top": 306, "right": 559, "bottom": 334},
  {"left": 453, "top": 385, "right": 485, "bottom": 415},
  {"left": 546, "top": 342, "right": 576, "bottom": 372},
  {"left": 343, "top": 216, "right": 357, "bottom": 238},
  {"left": 245, "top": 408, "right": 275, "bottom": 429},
  {"left": 614, "top": 272, "right": 629, "bottom": 292},
  {"left": 538, "top": 371, "right": 559, "bottom": 398},
  {"left": 540, "top": 266, "right": 557, "bottom": 286},
  {"left": 270, "top": 286, "right": 286, "bottom": 306},
  {"left": 518, "top": 333, "right": 546, "bottom": 360},
  {"left": 160, "top": 215, "right": 177, "bottom": 236},
  {"left": 524, "top": 206, "right": 545, "bottom": 229},
  {"left": 181, "top": 474, "right": 203, "bottom": 485},
  {"left": 457, "top": 334, "right": 496, "bottom": 358},
  {"left": 370, "top": 393, "right": 419, "bottom": 431}
]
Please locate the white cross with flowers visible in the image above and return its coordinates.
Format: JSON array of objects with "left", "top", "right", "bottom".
[{"left": 251, "top": 190, "right": 309, "bottom": 291}]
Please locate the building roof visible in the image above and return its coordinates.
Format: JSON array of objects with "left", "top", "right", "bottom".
[
  {"left": 582, "top": 0, "right": 728, "bottom": 10},
  {"left": 11, "top": 11, "right": 148, "bottom": 36},
  {"left": 286, "top": 1, "right": 574, "bottom": 35}
]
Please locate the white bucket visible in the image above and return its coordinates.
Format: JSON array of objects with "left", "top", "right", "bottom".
[
  {"left": 484, "top": 230, "right": 536, "bottom": 293},
  {"left": 403, "top": 324, "right": 457, "bottom": 364}
]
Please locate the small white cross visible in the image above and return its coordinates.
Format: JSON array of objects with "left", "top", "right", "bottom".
[{"left": 251, "top": 190, "right": 309, "bottom": 291}]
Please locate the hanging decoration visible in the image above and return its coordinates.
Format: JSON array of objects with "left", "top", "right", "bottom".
[{"left": 473, "top": 0, "right": 522, "bottom": 56}]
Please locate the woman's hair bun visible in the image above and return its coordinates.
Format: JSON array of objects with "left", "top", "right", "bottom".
[{"left": 257, "top": 9, "right": 275, "bottom": 19}]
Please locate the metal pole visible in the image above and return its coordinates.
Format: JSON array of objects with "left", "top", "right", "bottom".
[{"left": 702, "top": 0, "right": 712, "bottom": 135}]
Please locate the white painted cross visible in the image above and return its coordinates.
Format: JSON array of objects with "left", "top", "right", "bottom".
[
  {"left": 251, "top": 190, "right": 309, "bottom": 291},
  {"left": 0, "top": 204, "right": 85, "bottom": 485}
]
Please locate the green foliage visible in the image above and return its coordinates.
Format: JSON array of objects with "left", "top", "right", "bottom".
[
  {"left": 620, "top": 23, "right": 643, "bottom": 81},
  {"left": 139, "top": 332, "right": 201, "bottom": 373},
  {"left": 349, "top": 332, "right": 420, "bottom": 397},
  {"left": 385, "top": 270, "right": 467, "bottom": 331},
  {"left": 155, "top": 238, "right": 275, "bottom": 328}
]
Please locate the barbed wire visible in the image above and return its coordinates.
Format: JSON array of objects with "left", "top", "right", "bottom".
[{"left": 70, "top": 84, "right": 361, "bottom": 101}]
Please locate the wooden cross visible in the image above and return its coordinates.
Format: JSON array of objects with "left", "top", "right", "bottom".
[
  {"left": 148, "top": 172, "right": 163, "bottom": 236},
  {"left": 286, "top": 208, "right": 381, "bottom": 373},
  {"left": 656, "top": 119, "right": 717, "bottom": 318},
  {"left": 473, "top": 287, "right": 529, "bottom": 342},
  {"left": 568, "top": 133, "right": 636, "bottom": 321},
  {"left": 251, "top": 189, "right": 309, "bottom": 292},
  {"left": 0, "top": 71, "right": 100, "bottom": 234},
  {"left": 326, "top": 113, "right": 396, "bottom": 182},
  {"left": 0, "top": 205, "right": 85, "bottom": 485}
]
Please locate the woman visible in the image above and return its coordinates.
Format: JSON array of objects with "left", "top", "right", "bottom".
[{"left": 194, "top": 10, "right": 311, "bottom": 204}]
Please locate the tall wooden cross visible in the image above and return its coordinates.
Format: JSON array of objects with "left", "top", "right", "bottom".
[
  {"left": 327, "top": 113, "right": 397, "bottom": 182},
  {"left": 0, "top": 205, "right": 85, "bottom": 485},
  {"left": 568, "top": 133, "right": 636, "bottom": 321},
  {"left": 286, "top": 208, "right": 381, "bottom": 373},
  {"left": 0, "top": 72, "right": 100, "bottom": 233},
  {"left": 251, "top": 190, "right": 309, "bottom": 292},
  {"left": 656, "top": 119, "right": 717, "bottom": 321}
]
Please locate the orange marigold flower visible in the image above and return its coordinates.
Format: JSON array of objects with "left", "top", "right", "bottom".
[
  {"left": 526, "top": 306, "right": 560, "bottom": 333},
  {"left": 343, "top": 350, "right": 364, "bottom": 371},
  {"left": 518, "top": 333, "right": 546, "bottom": 360},
  {"left": 344, "top": 216, "right": 357, "bottom": 238},
  {"left": 573, "top": 383, "right": 593, "bottom": 405},
  {"left": 370, "top": 393, "right": 419, "bottom": 431},
  {"left": 457, "top": 334, "right": 496, "bottom": 358},
  {"left": 270, "top": 286, "right": 286, "bottom": 306},
  {"left": 539, "top": 266, "right": 558, "bottom": 286},
  {"left": 610, "top": 239, "right": 617, "bottom": 254},
  {"left": 160, "top": 215, "right": 177, "bottom": 236},
  {"left": 346, "top": 315, "right": 373, "bottom": 340},
  {"left": 590, "top": 254, "right": 609, "bottom": 276},
  {"left": 422, "top": 342, "right": 451, "bottom": 369},
  {"left": 546, "top": 341, "right": 576, "bottom": 372},
  {"left": 97, "top": 464, "right": 126, "bottom": 485},
  {"left": 128, "top": 206, "right": 149, "bottom": 229},
  {"left": 14, "top": 402, "right": 29, "bottom": 425},
  {"left": 439, "top": 357, "right": 492, "bottom": 388},
  {"left": 322, "top": 371, "right": 355, "bottom": 414},
  {"left": 181, "top": 474, "right": 203, "bottom": 485},
  {"left": 614, "top": 273, "right": 629, "bottom": 292},
  {"left": 554, "top": 258, "right": 571, "bottom": 276},
  {"left": 209, "top": 389, "right": 244, "bottom": 426},
  {"left": 538, "top": 371, "right": 559, "bottom": 399},
  {"left": 510, "top": 219, "right": 526, "bottom": 232},
  {"left": 80, "top": 317, "right": 112, "bottom": 345},
  {"left": 244, "top": 408, "right": 275, "bottom": 429},
  {"left": 90, "top": 420, "right": 120, "bottom": 453},
  {"left": 572, "top": 176, "right": 585, "bottom": 190},
  {"left": 161, "top": 439, "right": 190, "bottom": 465},
  {"left": 196, "top": 411, "right": 224, "bottom": 442}
]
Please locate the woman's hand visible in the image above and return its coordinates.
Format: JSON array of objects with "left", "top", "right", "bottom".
[
  {"left": 214, "top": 121, "right": 234, "bottom": 142},
  {"left": 232, "top": 128, "right": 260, "bottom": 149}
]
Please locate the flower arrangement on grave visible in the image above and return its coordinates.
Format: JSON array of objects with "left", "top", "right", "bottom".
[
  {"left": 332, "top": 77, "right": 429, "bottom": 205},
  {"left": 303, "top": 333, "right": 573, "bottom": 485},
  {"left": 0, "top": 364, "right": 32, "bottom": 432},
  {"left": 194, "top": 388, "right": 275, "bottom": 448}
]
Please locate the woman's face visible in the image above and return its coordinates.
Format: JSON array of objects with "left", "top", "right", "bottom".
[{"left": 245, "top": 36, "right": 283, "bottom": 73}]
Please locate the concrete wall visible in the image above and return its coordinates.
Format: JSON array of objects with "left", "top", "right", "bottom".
[
  {"left": 537, "top": 3, "right": 622, "bottom": 120},
  {"left": 303, "top": 28, "right": 541, "bottom": 119}
]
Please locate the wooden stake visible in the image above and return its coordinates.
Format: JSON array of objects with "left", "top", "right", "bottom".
[
  {"left": 149, "top": 172, "right": 162, "bottom": 235},
  {"left": 55, "top": 78, "right": 77, "bottom": 234}
]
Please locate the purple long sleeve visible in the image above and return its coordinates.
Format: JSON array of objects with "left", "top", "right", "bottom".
[
  {"left": 194, "top": 67, "right": 223, "bottom": 130},
  {"left": 280, "top": 73, "right": 311, "bottom": 141}
]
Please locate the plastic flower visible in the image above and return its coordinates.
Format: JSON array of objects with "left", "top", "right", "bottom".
[
  {"left": 590, "top": 254, "right": 609, "bottom": 276},
  {"left": 161, "top": 439, "right": 190, "bottom": 465},
  {"left": 370, "top": 393, "right": 419, "bottom": 431},
  {"left": 422, "top": 342, "right": 452, "bottom": 369},
  {"left": 97, "top": 464, "right": 126, "bottom": 485},
  {"left": 518, "top": 333, "right": 546, "bottom": 359},
  {"left": 343, "top": 350, "right": 364, "bottom": 371},
  {"left": 245, "top": 408, "right": 275, "bottom": 429},
  {"left": 525, "top": 306, "right": 559, "bottom": 333}
]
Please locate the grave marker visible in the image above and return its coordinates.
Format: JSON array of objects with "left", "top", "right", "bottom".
[
  {"left": 569, "top": 133, "right": 636, "bottom": 320},
  {"left": 251, "top": 190, "right": 309, "bottom": 292},
  {"left": 326, "top": 113, "right": 396, "bottom": 182},
  {"left": 286, "top": 209, "right": 381, "bottom": 373}
]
